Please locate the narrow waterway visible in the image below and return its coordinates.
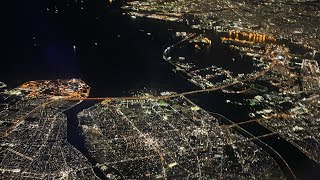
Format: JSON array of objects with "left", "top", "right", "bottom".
[{"left": 64, "top": 100, "right": 107, "bottom": 180}]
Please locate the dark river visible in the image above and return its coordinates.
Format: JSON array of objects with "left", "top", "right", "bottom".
[{"left": 64, "top": 100, "right": 108, "bottom": 179}]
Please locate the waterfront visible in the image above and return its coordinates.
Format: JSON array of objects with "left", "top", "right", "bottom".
[
  {"left": 64, "top": 100, "right": 107, "bottom": 179},
  {"left": 1, "top": 0, "right": 198, "bottom": 96}
]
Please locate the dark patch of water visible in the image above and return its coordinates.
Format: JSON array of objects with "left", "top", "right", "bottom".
[{"left": 64, "top": 100, "right": 107, "bottom": 180}]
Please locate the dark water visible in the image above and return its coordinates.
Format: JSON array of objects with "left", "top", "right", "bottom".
[
  {"left": 64, "top": 100, "right": 126, "bottom": 179},
  {"left": 64, "top": 100, "right": 108, "bottom": 179},
  {"left": 1, "top": 0, "right": 198, "bottom": 96},
  {"left": 168, "top": 35, "right": 258, "bottom": 74}
]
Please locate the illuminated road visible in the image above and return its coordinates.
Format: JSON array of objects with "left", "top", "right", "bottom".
[{"left": 1, "top": 50, "right": 278, "bottom": 140}]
